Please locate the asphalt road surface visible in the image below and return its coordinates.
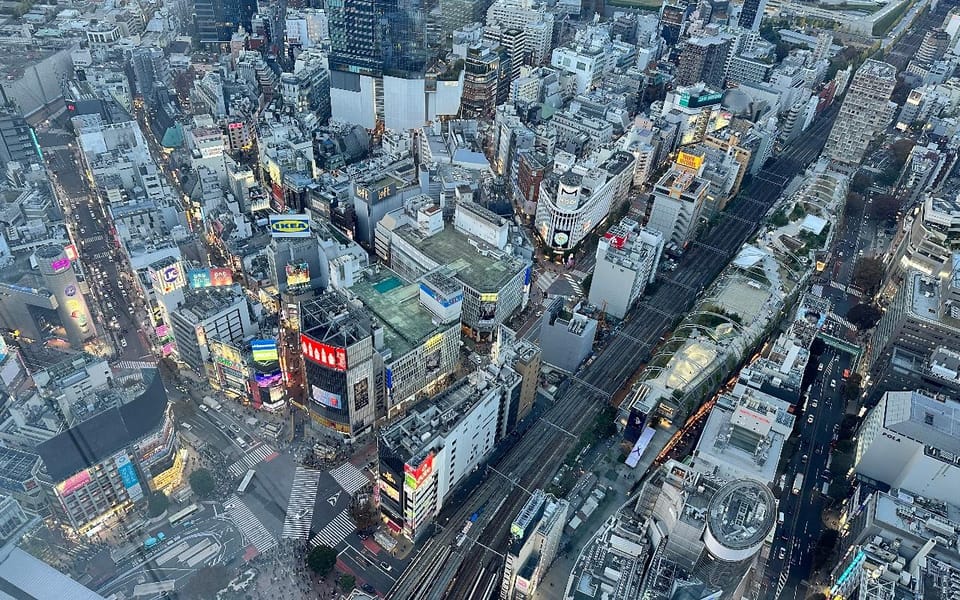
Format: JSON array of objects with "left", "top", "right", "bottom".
[{"left": 763, "top": 347, "right": 853, "bottom": 600}]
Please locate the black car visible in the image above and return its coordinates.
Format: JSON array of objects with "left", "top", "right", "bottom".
[{"left": 361, "top": 584, "right": 375, "bottom": 593}]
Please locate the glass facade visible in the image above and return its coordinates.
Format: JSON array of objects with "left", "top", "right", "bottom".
[{"left": 327, "top": 0, "right": 429, "bottom": 77}]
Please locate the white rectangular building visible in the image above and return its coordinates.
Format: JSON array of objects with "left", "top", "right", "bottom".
[
  {"left": 855, "top": 390, "right": 960, "bottom": 504},
  {"left": 589, "top": 218, "right": 663, "bottom": 319},
  {"left": 377, "top": 367, "right": 519, "bottom": 541}
]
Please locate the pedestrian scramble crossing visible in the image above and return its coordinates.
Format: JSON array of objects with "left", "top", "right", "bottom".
[
  {"left": 282, "top": 467, "right": 322, "bottom": 540},
  {"left": 329, "top": 462, "right": 370, "bottom": 495},
  {"left": 228, "top": 444, "right": 278, "bottom": 477},
  {"left": 562, "top": 273, "right": 584, "bottom": 296},
  {"left": 115, "top": 360, "right": 157, "bottom": 370},
  {"left": 309, "top": 510, "right": 355, "bottom": 549},
  {"left": 223, "top": 496, "right": 277, "bottom": 554}
]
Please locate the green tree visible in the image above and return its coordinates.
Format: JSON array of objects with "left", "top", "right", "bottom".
[
  {"left": 307, "top": 545, "right": 337, "bottom": 576},
  {"left": 146, "top": 492, "right": 169, "bottom": 518},
  {"left": 339, "top": 574, "right": 356, "bottom": 591},
  {"left": 846, "top": 304, "right": 882, "bottom": 330},
  {"left": 852, "top": 257, "right": 885, "bottom": 295},
  {"left": 850, "top": 171, "right": 872, "bottom": 193},
  {"left": 867, "top": 194, "right": 899, "bottom": 222},
  {"left": 843, "top": 373, "right": 863, "bottom": 403},
  {"left": 189, "top": 469, "right": 217, "bottom": 499},
  {"left": 812, "top": 530, "right": 840, "bottom": 571}
]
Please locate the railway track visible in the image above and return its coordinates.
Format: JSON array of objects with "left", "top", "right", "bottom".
[{"left": 390, "top": 105, "right": 839, "bottom": 600}]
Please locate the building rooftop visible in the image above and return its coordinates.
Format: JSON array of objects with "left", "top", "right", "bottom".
[
  {"left": 178, "top": 286, "right": 245, "bottom": 322},
  {"left": 380, "top": 367, "right": 517, "bottom": 465},
  {"left": 349, "top": 267, "right": 449, "bottom": 358},
  {"left": 0, "top": 447, "right": 39, "bottom": 489},
  {"left": 35, "top": 371, "right": 168, "bottom": 482},
  {"left": 0, "top": 546, "right": 106, "bottom": 600},
  {"left": 881, "top": 390, "right": 960, "bottom": 457},
  {"left": 694, "top": 386, "right": 794, "bottom": 484},
  {"left": 301, "top": 293, "right": 371, "bottom": 349},
  {"left": 395, "top": 225, "right": 525, "bottom": 293},
  {"left": 706, "top": 479, "right": 776, "bottom": 550}
]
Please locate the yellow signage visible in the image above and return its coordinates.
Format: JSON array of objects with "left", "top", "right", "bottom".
[
  {"left": 676, "top": 151, "right": 704, "bottom": 170},
  {"left": 479, "top": 293, "right": 498, "bottom": 303}
]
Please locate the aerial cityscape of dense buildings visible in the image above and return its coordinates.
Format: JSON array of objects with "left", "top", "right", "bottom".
[{"left": 0, "top": 0, "right": 956, "bottom": 598}]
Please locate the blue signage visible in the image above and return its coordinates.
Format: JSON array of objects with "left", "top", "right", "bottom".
[
  {"left": 524, "top": 266, "right": 532, "bottom": 286},
  {"left": 385, "top": 368, "right": 393, "bottom": 390},
  {"left": 118, "top": 461, "right": 139, "bottom": 489},
  {"left": 188, "top": 268, "right": 211, "bottom": 288}
]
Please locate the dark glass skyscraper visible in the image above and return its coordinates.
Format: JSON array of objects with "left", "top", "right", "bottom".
[
  {"left": 194, "top": 0, "right": 258, "bottom": 46},
  {"left": 737, "top": 0, "right": 766, "bottom": 32},
  {"left": 327, "top": 0, "right": 428, "bottom": 77}
]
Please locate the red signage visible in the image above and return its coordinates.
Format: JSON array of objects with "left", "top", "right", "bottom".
[
  {"left": 404, "top": 453, "right": 434, "bottom": 488},
  {"left": 64, "top": 243, "right": 78, "bottom": 261},
  {"left": 300, "top": 334, "right": 347, "bottom": 371},
  {"left": 209, "top": 267, "right": 234, "bottom": 286},
  {"left": 604, "top": 232, "right": 627, "bottom": 249}
]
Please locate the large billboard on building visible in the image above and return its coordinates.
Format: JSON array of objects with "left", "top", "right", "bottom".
[
  {"left": 301, "top": 334, "right": 347, "bottom": 371},
  {"left": 211, "top": 341, "right": 245, "bottom": 372},
  {"left": 251, "top": 339, "right": 279, "bottom": 363},
  {"left": 404, "top": 453, "right": 434, "bottom": 490},
  {"left": 57, "top": 470, "right": 91, "bottom": 496},
  {"left": 115, "top": 454, "right": 144, "bottom": 501},
  {"left": 187, "top": 267, "right": 234, "bottom": 288},
  {"left": 152, "top": 262, "right": 186, "bottom": 294},
  {"left": 269, "top": 214, "right": 311, "bottom": 238},
  {"left": 255, "top": 369, "right": 282, "bottom": 387},
  {"left": 311, "top": 384, "right": 342, "bottom": 409},
  {"left": 285, "top": 262, "right": 310, "bottom": 287},
  {"left": 552, "top": 230, "right": 570, "bottom": 249}
]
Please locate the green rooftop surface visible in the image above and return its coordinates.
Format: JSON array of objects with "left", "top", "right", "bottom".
[
  {"left": 351, "top": 268, "right": 445, "bottom": 357},
  {"left": 398, "top": 226, "right": 525, "bottom": 293}
]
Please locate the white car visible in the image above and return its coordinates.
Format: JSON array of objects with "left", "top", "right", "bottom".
[
  {"left": 807, "top": 415, "right": 814, "bottom": 424},
  {"left": 120, "top": 338, "right": 127, "bottom": 348},
  {"left": 830, "top": 379, "right": 837, "bottom": 389}
]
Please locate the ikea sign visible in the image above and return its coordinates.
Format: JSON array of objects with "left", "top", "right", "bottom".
[{"left": 269, "top": 214, "right": 311, "bottom": 238}]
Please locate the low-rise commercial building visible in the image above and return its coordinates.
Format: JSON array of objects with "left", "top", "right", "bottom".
[
  {"left": 377, "top": 367, "right": 519, "bottom": 541},
  {"left": 35, "top": 374, "right": 177, "bottom": 535},
  {"left": 500, "top": 489, "right": 569, "bottom": 599},
  {"left": 589, "top": 218, "right": 663, "bottom": 319},
  {"left": 535, "top": 151, "right": 634, "bottom": 254},
  {"left": 388, "top": 203, "right": 530, "bottom": 341},
  {"left": 538, "top": 298, "right": 597, "bottom": 373}
]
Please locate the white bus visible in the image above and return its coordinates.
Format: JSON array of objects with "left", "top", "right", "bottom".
[
  {"left": 237, "top": 469, "right": 255, "bottom": 494},
  {"left": 133, "top": 580, "right": 176, "bottom": 597},
  {"left": 168, "top": 503, "right": 200, "bottom": 526}
]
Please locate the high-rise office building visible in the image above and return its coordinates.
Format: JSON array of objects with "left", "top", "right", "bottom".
[
  {"left": 676, "top": 37, "right": 731, "bottom": 88},
  {"left": 824, "top": 59, "right": 896, "bottom": 165},
  {"left": 327, "top": 0, "right": 455, "bottom": 129},
  {"left": 0, "top": 109, "right": 39, "bottom": 169},
  {"left": 194, "top": 0, "right": 258, "bottom": 46},
  {"left": 461, "top": 45, "right": 504, "bottom": 119},
  {"left": 737, "top": 0, "right": 767, "bottom": 31}
]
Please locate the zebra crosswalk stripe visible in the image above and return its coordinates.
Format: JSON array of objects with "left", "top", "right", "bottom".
[
  {"left": 329, "top": 462, "right": 370, "bottom": 495},
  {"left": 224, "top": 496, "right": 277, "bottom": 553},
  {"left": 115, "top": 360, "right": 157, "bottom": 370},
  {"left": 282, "top": 467, "right": 322, "bottom": 540},
  {"left": 309, "top": 510, "right": 355, "bottom": 549},
  {"left": 228, "top": 444, "right": 277, "bottom": 477}
]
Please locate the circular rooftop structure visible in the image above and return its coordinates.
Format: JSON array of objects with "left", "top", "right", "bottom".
[
  {"left": 703, "top": 479, "right": 776, "bottom": 563},
  {"left": 35, "top": 245, "right": 63, "bottom": 260}
]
